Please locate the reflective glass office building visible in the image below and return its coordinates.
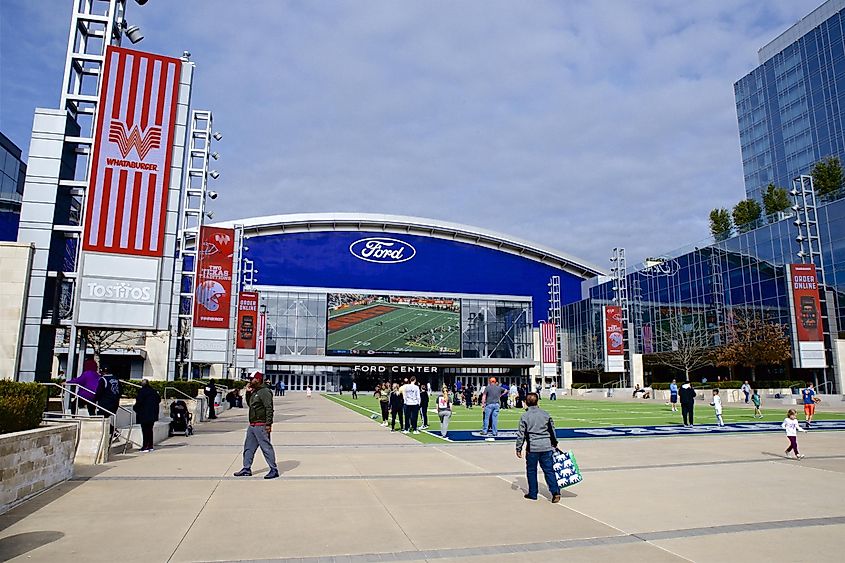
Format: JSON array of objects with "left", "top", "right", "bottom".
[
  {"left": 561, "top": 198, "right": 845, "bottom": 393},
  {"left": 218, "top": 213, "right": 602, "bottom": 391},
  {"left": 735, "top": 0, "right": 845, "bottom": 202},
  {"left": 0, "top": 132, "right": 26, "bottom": 241}
]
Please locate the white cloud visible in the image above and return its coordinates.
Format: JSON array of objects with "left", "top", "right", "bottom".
[{"left": 0, "top": 0, "right": 824, "bottom": 267}]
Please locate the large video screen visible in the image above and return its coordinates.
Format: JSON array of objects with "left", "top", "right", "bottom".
[{"left": 327, "top": 293, "right": 461, "bottom": 357}]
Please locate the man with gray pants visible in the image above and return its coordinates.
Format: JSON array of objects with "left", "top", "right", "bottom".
[{"left": 235, "top": 372, "right": 279, "bottom": 479}]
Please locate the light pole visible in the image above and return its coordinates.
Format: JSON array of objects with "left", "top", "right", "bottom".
[
  {"left": 170, "top": 110, "right": 221, "bottom": 380},
  {"left": 610, "top": 247, "right": 630, "bottom": 386}
]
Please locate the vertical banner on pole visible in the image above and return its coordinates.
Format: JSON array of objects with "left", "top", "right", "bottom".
[
  {"left": 787, "top": 263, "right": 827, "bottom": 368},
  {"left": 191, "top": 226, "right": 235, "bottom": 363},
  {"left": 76, "top": 46, "right": 182, "bottom": 329},
  {"left": 540, "top": 321, "right": 557, "bottom": 380},
  {"left": 603, "top": 305, "right": 625, "bottom": 373},
  {"left": 235, "top": 291, "right": 258, "bottom": 368},
  {"left": 256, "top": 310, "right": 266, "bottom": 373}
]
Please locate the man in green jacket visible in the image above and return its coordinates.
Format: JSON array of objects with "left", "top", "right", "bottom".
[{"left": 234, "top": 372, "right": 279, "bottom": 479}]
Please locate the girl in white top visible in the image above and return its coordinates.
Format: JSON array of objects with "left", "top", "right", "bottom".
[
  {"left": 782, "top": 409, "right": 806, "bottom": 459},
  {"left": 709, "top": 389, "right": 724, "bottom": 427},
  {"left": 306, "top": 386, "right": 312, "bottom": 398}
]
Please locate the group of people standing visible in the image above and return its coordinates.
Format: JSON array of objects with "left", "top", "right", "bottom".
[{"left": 375, "top": 377, "right": 431, "bottom": 435}]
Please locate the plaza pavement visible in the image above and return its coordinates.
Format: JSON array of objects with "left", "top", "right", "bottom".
[{"left": 1, "top": 394, "right": 844, "bottom": 562}]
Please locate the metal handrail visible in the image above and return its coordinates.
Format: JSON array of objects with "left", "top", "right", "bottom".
[
  {"left": 164, "top": 386, "right": 194, "bottom": 401},
  {"left": 817, "top": 381, "right": 835, "bottom": 394},
  {"left": 43, "top": 382, "right": 140, "bottom": 453},
  {"left": 121, "top": 379, "right": 143, "bottom": 389}
]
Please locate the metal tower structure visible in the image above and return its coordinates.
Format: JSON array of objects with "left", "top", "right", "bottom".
[
  {"left": 170, "top": 110, "right": 219, "bottom": 380},
  {"left": 17, "top": 0, "right": 137, "bottom": 381},
  {"left": 547, "top": 275, "right": 562, "bottom": 379},
  {"left": 610, "top": 247, "right": 630, "bottom": 385},
  {"left": 709, "top": 247, "right": 727, "bottom": 346}
]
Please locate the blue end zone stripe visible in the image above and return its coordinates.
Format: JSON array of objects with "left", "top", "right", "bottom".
[{"left": 429, "top": 420, "right": 845, "bottom": 442}]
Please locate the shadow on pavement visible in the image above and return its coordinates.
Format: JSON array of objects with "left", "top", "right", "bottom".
[{"left": 0, "top": 531, "right": 64, "bottom": 559}]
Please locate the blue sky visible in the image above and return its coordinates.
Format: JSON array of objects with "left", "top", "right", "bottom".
[{"left": 0, "top": 0, "right": 824, "bottom": 267}]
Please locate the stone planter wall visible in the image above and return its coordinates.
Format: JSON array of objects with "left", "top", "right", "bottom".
[{"left": 0, "top": 423, "right": 77, "bottom": 515}]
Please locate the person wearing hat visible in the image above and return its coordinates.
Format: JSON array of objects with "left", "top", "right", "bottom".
[{"left": 234, "top": 372, "right": 279, "bottom": 479}]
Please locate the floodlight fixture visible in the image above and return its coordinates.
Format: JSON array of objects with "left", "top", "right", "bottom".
[
  {"left": 211, "top": 152, "right": 220, "bottom": 160},
  {"left": 790, "top": 189, "right": 800, "bottom": 196},
  {"left": 796, "top": 235, "right": 805, "bottom": 243},
  {"left": 205, "top": 210, "right": 214, "bottom": 219},
  {"left": 182, "top": 50, "right": 191, "bottom": 59},
  {"left": 135, "top": 0, "right": 150, "bottom": 5},
  {"left": 213, "top": 132, "right": 223, "bottom": 141},
  {"left": 122, "top": 21, "right": 144, "bottom": 43},
  {"left": 207, "top": 191, "right": 218, "bottom": 200},
  {"left": 209, "top": 170, "right": 220, "bottom": 179}
]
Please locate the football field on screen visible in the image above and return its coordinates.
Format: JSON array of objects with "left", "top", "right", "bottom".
[{"left": 324, "top": 394, "right": 845, "bottom": 444}]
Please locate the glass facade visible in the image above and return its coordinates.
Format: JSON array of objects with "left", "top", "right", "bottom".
[
  {"left": 735, "top": 3, "right": 845, "bottom": 202},
  {"left": 0, "top": 133, "right": 25, "bottom": 209},
  {"left": 562, "top": 196, "right": 845, "bottom": 392}
]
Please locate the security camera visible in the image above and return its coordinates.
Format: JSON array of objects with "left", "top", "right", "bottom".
[{"left": 208, "top": 191, "right": 218, "bottom": 200}]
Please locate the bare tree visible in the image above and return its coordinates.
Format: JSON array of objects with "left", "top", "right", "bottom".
[
  {"left": 572, "top": 333, "right": 605, "bottom": 384},
  {"left": 649, "top": 310, "right": 714, "bottom": 380},
  {"left": 715, "top": 308, "right": 791, "bottom": 380},
  {"left": 79, "top": 328, "right": 143, "bottom": 365}
]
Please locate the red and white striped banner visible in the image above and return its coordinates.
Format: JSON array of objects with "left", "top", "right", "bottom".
[
  {"left": 540, "top": 321, "right": 557, "bottom": 364},
  {"left": 82, "top": 46, "right": 181, "bottom": 257}
]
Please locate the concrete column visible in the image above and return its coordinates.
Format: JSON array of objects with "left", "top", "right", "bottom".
[
  {"left": 562, "top": 361, "right": 573, "bottom": 392},
  {"left": 631, "top": 353, "right": 644, "bottom": 387}
]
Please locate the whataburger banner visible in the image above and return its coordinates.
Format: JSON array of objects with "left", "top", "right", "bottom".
[
  {"left": 76, "top": 46, "right": 183, "bottom": 329},
  {"left": 787, "top": 263, "right": 827, "bottom": 368},
  {"left": 603, "top": 305, "right": 624, "bottom": 373},
  {"left": 540, "top": 321, "right": 557, "bottom": 378}
]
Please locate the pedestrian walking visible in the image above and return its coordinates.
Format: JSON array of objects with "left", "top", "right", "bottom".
[
  {"left": 234, "top": 372, "right": 279, "bottom": 479},
  {"left": 279, "top": 381, "right": 286, "bottom": 396},
  {"left": 275, "top": 380, "right": 283, "bottom": 397},
  {"left": 710, "top": 389, "right": 724, "bottom": 427},
  {"left": 741, "top": 381, "right": 752, "bottom": 404},
  {"left": 133, "top": 379, "right": 161, "bottom": 452},
  {"left": 66, "top": 358, "right": 101, "bottom": 415},
  {"left": 420, "top": 382, "right": 430, "bottom": 429},
  {"left": 515, "top": 392, "right": 561, "bottom": 503},
  {"left": 352, "top": 381, "right": 358, "bottom": 399},
  {"left": 95, "top": 367, "right": 122, "bottom": 438},
  {"left": 389, "top": 383, "right": 404, "bottom": 431},
  {"left": 679, "top": 380, "right": 696, "bottom": 427},
  {"left": 437, "top": 386, "right": 452, "bottom": 438},
  {"left": 481, "top": 377, "right": 504, "bottom": 441},
  {"left": 549, "top": 383, "right": 557, "bottom": 401},
  {"left": 204, "top": 379, "right": 218, "bottom": 419},
  {"left": 782, "top": 409, "right": 806, "bottom": 459},
  {"left": 669, "top": 379, "right": 678, "bottom": 413},
  {"left": 306, "top": 385, "right": 312, "bottom": 398},
  {"left": 752, "top": 389, "right": 762, "bottom": 418},
  {"left": 402, "top": 376, "right": 422, "bottom": 434},
  {"left": 376, "top": 383, "right": 390, "bottom": 426}
]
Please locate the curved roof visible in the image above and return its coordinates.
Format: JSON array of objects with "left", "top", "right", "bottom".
[{"left": 214, "top": 212, "right": 604, "bottom": 278}]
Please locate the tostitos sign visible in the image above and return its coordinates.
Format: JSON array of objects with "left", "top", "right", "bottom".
[{"left": 349, "top": 237, "right": 416, "bottom": 264}]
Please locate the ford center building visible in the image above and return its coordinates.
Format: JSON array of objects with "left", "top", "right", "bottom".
[{"left": 219, "top": 213, "right": 602, "bottom": 391}]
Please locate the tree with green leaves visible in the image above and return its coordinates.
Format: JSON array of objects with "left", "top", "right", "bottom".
[
  {"left": 709, "top": 208, "right": 732, "bottom": 240},
  {"left": 732, "top": 199, "right": 762, "bottom": 233},
  {"left": 811, "top": 156, "right": 844, "bottom": 200},
  {"left": 762, "top": 183, "right": 791, "bottom": 216}
]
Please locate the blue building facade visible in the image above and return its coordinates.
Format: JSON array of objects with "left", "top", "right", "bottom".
[
  {"left": 0, "top": 132, "right": 26, "bottom": 241},
  {"left": 735, "top": 0, "right": 845, "bottom": 202},
  {"left": 217, "top": 214, "right": 602, "bottom": 390}
]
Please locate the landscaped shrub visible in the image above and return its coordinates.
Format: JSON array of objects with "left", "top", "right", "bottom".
[
  {"left": 0, "top": 381, "right": 48, "bottom": 434},
  {"left": 122, "top": 380, "right": 202, "bottom": 399}
]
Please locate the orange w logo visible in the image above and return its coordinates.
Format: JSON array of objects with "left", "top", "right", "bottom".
[{"left": 108, "top": 121, "right": 162, "bottom": 159}]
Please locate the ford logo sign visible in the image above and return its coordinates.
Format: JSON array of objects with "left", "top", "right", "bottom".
[{"left": 349, "top": 237, "right": 416, "bottom": 264}]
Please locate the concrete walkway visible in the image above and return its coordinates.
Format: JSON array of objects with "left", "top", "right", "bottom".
[{"left": 1, "top": 393, "right": 844, "bottom": 562}]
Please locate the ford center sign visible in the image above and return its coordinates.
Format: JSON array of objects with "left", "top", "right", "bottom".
[{"left": 349, "top": 237, "right": 416, "bottom": 264}]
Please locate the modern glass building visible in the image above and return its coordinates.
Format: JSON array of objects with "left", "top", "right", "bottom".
[
  {"left": 735, "top": 0, "right": 845, "bottom": 202},
  {"left": 0, "top": 132, "right": 26, "bottom": 241},
  {"left": 561, "top": 197, "right": 845, "bottom": 394}
]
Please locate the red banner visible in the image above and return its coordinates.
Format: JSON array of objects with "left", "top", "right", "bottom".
[
  {"left": 83, "top": 46, "right": 181, "bottom": 257},
  {"left": 790, "top": 263, "right": 823, "bottom": 342},
  {"left": 257, "top": 311, "right": 266, "bottom": 360},
  {"left": 193, "top": 227, "right": 235, "bottom": 328},
  {"left": 540, "top": 322, "right": 557, "bottom": 364},
  {"left": 604, "top": 306, "right": 624, "bottom": 356},
  {"left": 236, "top": 291, "right": 259, "bottom": 349}
]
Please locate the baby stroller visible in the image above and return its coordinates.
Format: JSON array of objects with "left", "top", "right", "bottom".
[{"left": 169, "top": 400, "right": 193, "bottom": 436}]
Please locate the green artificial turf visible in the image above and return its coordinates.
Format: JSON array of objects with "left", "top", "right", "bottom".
[{"left": 324, "top": 393, "right": 845, "bottom": 444}]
